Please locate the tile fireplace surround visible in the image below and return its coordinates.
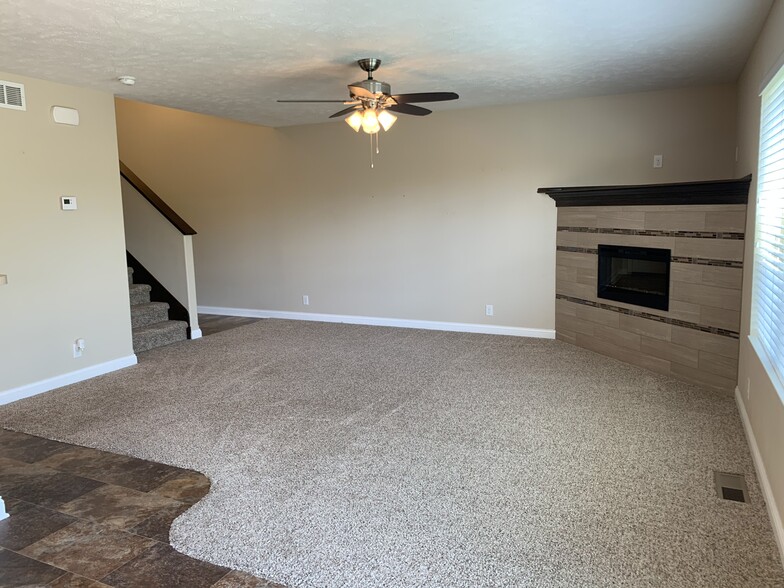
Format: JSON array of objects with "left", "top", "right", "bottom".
[{"left": 539, "top": 176, "right": 752, "bottom": 392}]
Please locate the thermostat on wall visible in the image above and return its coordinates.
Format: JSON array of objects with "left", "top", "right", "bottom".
[{"left": 61, "top": 196, "right": 77, "bottom": 210}]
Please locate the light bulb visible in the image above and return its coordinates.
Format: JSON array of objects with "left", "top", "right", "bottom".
[
  {"left": 361, "top": 109, "right": 380, "bottom": 134},
  {"left": 378, "top": 110, "right": 397, "bottom": 131},
  {"left": 345, "top": 110, "right": 362, "bottom": 132}
]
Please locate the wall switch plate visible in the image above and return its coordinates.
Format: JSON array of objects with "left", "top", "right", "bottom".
[
  {"left": 73, "top": 338, "right": 85, "bottom": 358},
  {"left": 485, "top": 304, "right": 494, "bottom": 316},
  {"left": 302, "top": 295, "right": 309, "bottom": 306},
  {"left": 0, "top": 274, "right": 7, "bottom": 286},
  {"left": 653, "top": 154, "right": 663, "bottom": 168},
  {"left": 61, "top": 196, "right": 77, "bottom": 210}
]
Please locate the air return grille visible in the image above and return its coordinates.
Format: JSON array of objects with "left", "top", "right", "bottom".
[
  {"left": 0, "top": 80, "right": 26, "bottom": 110},
  {"left": 714, "top": 471, "right": 749, "bottom": 503}
]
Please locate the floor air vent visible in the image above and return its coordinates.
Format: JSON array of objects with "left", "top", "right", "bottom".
[
  {"left": 714, "top": 471, "right": 749, "bottom": 503},
  {"left": 0, "top": 80, "right": 26, "bottom": 111}
]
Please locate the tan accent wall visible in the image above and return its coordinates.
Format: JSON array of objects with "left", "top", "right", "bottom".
[
  {"left": 0, "top": 72, "right": 133, "bottom": 393},
  {"left": 735, "top": 0, "right": 784, "bottom": 539},
  {"left": 555, "top": 204, "right": 745, "bottom": 392},
  {"left": 115, "top": 84, "right": 737, "bottom": 330}
]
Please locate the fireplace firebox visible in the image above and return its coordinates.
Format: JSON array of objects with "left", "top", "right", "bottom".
[{"left": 597, "top": 244, "right": 670, "bottom": 311}]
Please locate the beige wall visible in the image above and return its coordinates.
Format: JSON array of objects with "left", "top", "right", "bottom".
[
  {"left": 0, "top": 72, "right": 133, "bottom": 394},
  {"left": 115, "top": 84, "right": 736, "bottom": 331},
  {"left": 735, "top": 0, "right": 784, "bottom": 539}
]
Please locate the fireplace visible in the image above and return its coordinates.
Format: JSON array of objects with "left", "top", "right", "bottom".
[
  {"left": 597, "top": 244, "right": 671, "bottom": 311},
  {"left": 542, "top": 175, "right": 750, "bottom": 391}
]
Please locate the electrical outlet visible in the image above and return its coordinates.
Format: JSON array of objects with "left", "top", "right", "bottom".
[
  {"left": 485, "top": 304, "right": 494, "bottom": 317},
  {"left": 653, "top": 154, "right": 663, "bottom": 168},
  {"left": 73, "top": 338, "right": 85, "bottom": 358},
  {"left": 302, "top": 295, "right": 309, "bottom": 306}
]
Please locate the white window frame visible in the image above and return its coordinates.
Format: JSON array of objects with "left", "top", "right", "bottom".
[{"left": 750, "top": 61, "right": 784, "bottom": 401}]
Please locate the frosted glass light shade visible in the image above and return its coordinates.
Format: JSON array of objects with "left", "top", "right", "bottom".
[
  {"left": 361, "top": 109, "right": 380, "bottom": 134},
  {"left": 345, "top": 110, "right": 363, "bottom": 132},
  {"left": 378, "top": 110, "right": 397, "bottom": 131}
]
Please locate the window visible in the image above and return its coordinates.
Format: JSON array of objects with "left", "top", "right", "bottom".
[{"left": 751, "top": 63, "right": 784, "bottom": 395}]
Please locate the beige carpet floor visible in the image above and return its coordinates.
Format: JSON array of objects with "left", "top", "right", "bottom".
[{"left": 1, "top": 320, "right": 782, "bottom": 587}]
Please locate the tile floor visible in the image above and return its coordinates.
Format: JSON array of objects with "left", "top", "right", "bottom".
[
  {"left": 198, "top": 315, "right": 262, "bottom": 338},
  {"left": 0, "top": 428, "right": 283, "bottom": 587}
]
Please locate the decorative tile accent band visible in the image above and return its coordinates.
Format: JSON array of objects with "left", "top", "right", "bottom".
[
  {"left": 556, "top": 246, "right": 743, "bottom": 268},
  {"left": 556, "top": 294, "right": 740, "bottom": 339},
  {"left": 557, "top": 226, "right": 745, "bottom": 240},
  {"left": 670, "top": 256, "right": 743, "bottom": 268},
  {"left": 557, "top": 245, "right": 599, "bottom": 254}
]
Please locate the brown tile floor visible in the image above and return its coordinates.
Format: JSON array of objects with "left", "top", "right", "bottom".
[
  {"left": 0, "top": 428, "right": 283, "bottom": 588},
  {"left": 198, "top": 315, "right": 262, "bottom": 337}
]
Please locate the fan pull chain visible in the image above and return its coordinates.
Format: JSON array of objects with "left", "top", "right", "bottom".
[
  {"left": 370, "top": 133, "right": 374, "bottom": 168},
  {"left": 376, "top": 131, "right": 380, "bottom": 155}
]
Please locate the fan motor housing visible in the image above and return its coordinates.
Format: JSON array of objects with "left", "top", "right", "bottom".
[{"left": 349, "top": 79, "right": 391, "bottom": 97}]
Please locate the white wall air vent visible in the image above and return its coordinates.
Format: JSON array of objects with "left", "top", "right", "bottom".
[{"left": 0, "top": 80, "right": 26, "bottom": 111}]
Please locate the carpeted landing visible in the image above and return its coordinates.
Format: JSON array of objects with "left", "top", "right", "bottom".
[{"left": 1, "top": 320, "right": 782, "bottom": 587}]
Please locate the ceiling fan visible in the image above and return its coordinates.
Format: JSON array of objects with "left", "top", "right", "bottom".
[{"left": 278, "top": 58, "right": 459, "bottom": 136}]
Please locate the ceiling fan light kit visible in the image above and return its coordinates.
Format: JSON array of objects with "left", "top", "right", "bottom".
[{"left": 278, "top": 58, "right": 458, "bottom": 166}]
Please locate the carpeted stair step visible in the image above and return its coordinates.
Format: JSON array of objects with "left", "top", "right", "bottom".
[
  {"left": 131, "top": 301, "right": 170, "bottom": 328},
  {"left": 129, "top": 283, "right": 152, "bottom": 305},
  {"left": 126, "top": 262, "right": 190, "bottom": 353},
  {"left": 132, "top": 320, "right": 188, "bottom": 353}
]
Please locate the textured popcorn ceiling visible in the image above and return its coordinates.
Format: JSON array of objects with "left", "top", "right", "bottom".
[{"left": 0, "top": 0, "right": 773, "bottom": 127}]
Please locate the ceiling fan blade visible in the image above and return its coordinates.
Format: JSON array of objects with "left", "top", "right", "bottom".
[
  {"left": 387, "top": 103, "right": 432, "bottom": 116},
  {"left": 277, "top": 99, "right": 352, "bottom": 103},
  {"left": 329, "top": 105, "right": 361, "bottom": 118},
  {"left": 391, "top": 92, "right": 459, "bottom": 104}
]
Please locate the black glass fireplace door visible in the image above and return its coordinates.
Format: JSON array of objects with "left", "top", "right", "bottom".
[{"left": 597, "top": 244, "right": 671, "bottom": 311}]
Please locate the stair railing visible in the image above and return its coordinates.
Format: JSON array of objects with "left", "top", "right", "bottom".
[{"left": 119, "top": 161, "right": 201, "bottom": 339}]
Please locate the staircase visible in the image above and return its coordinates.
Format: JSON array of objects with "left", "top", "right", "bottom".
[{"left": 128, "top": 267, "right": 188, "bottom": 353}]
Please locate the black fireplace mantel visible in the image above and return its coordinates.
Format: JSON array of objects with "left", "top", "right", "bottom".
[{"left": 538, "top": 175, "right": 751, "bottom": 207}]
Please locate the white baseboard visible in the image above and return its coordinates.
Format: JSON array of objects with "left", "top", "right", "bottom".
[
  {"left": 735, "top": 387, "right": 784, "bottom": 563},
  {"left": 198, "top": 306, "right": 555, "bottom": 339},
  {"left": 0, "top": 355, "right": 138, "bottom": 406}
]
